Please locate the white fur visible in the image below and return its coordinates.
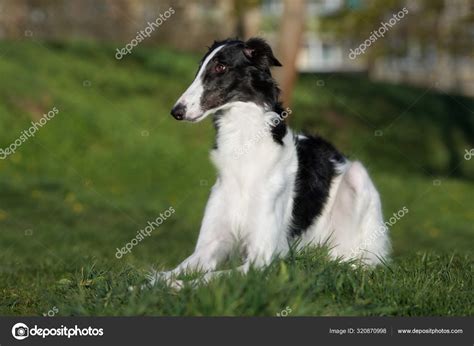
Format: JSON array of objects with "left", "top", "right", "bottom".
[
  {"left": 298, "top": 161, "right": 390, "bottom": 265},
  {"left": 149, "top": 101, "right": 389, "bottom": 287}
]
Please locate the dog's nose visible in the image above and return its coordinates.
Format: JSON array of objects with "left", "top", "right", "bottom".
[{"left": 171, "top": 104, "right": 186, "bottom": 120}]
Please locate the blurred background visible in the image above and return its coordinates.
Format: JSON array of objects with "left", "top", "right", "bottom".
[{"left": 0, "top": 0, "right": 473, "bottom": 314}]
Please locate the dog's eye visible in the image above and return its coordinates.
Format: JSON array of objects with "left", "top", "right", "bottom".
[{"left": 214, "top": 63, "right": 227, "bottom": 74}]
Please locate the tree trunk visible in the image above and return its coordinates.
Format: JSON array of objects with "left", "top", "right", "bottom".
[{"left": 274, "top": 0, "right": 306, "bottom": 108}]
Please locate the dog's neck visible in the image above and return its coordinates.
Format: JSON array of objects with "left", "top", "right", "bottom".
[
  {"left": 214, "top": 101, "right": 284, "bottom": 144},
  {"left": 210, "top": 101, "right": 289, "bottom": 173}
]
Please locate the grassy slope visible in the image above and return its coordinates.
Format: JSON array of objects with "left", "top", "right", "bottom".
[{"left": 0, "top": 41, "right": 472, "bottom": 316}]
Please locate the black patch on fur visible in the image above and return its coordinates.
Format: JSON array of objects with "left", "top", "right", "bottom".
[
  {"left": 197, "top": 38, "right": 287, "bottom": 146},
  {"left": 270, "top": 103, "right": 288, "bottom": 145},
  {"left": 211, "top": 115, "right": 221, "bottom": 150},
  {"left": 289, "top": 135, "right": 346, "bottom": 238}
]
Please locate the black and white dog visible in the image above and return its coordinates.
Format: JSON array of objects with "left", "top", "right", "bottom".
[{"left": 149, "top": 38, "right": 389, "bottom": 287}]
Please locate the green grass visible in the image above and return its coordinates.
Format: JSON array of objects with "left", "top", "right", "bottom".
[{"left": 0, "top": 40, "right": 472, "bottom": 316}]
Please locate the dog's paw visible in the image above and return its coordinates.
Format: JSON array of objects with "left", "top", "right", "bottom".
[
  {"left": 168, "top": 279, "right": 184, "bottom": 291},
  {"left": 143, "top": 270, "right": 183, "bottom": 290},
  {"left": 144, "top": 270, "right": 163, "bottom": 287}
]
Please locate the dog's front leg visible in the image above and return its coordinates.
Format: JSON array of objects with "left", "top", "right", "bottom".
[
  {"left": 148, "top": 182, "right": 232, "bottom": 286},
  {"left": 246, "top": 201, "right": 290, "bottom": 268},
  {"left": 187, "top": 212, "right": 289, "bottom": 287}
]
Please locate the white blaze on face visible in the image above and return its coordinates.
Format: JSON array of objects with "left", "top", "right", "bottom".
[{"left": 174, "top": 44, "right": 226, "bottom": 121}]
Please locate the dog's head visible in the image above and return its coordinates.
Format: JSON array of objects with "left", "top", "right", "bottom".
[{"left": 170, "top": 38, "right": 282, "bottom": 122}]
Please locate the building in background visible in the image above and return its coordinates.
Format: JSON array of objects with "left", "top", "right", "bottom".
[
  {"left": 371, "top": 0, "right": 474, "bottom": 96},
  {"left": 261, "top": 0, "right": 473, "bottom": 96}
]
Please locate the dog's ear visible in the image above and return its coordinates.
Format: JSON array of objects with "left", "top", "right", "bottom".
[{"left": 243, "top": 37, "right": 282, "bottom": 70}]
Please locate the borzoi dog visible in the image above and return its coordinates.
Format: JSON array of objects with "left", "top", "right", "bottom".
[{"left": 149, "top": 38, "right": 389, "bottom": 288}]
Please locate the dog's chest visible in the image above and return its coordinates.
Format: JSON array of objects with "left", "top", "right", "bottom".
[
  {"left": 208, "top": 104, "right": 297, "bottom": 235},
  {"left": 212, "top": 141, "right": 281, "bottom": 192}
]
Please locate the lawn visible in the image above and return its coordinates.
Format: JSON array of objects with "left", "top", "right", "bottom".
[{"left": 0, "top": 40, "right": 472, "bottom": 316}]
